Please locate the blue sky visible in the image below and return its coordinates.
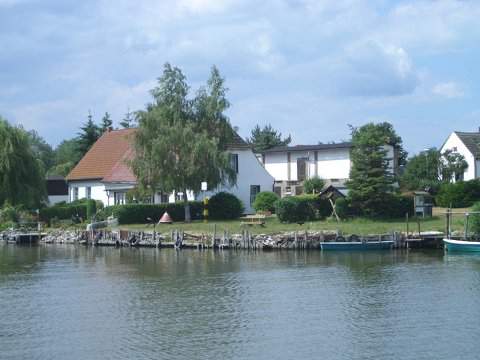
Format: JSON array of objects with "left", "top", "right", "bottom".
[{"left": 1, "top": 0, "right": 479, "bottom": 154}]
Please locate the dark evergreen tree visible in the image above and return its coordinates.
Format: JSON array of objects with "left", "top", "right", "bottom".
[
  {"left": 247, "top": 124, "right": 291, "bottom": 153},
  {"left": 120, "top": 108, "right": 136, "bottom": 128},
  {"left": 346, "top": 123, "right": 395, "bottom": 217},
  {"left": 100, "top": 112, "right": 113, "bottom": 132},
  {"left": 77, "top": 112, "right": 100, "bottom": 156}
]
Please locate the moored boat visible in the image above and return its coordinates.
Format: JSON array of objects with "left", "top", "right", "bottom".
[
  {"left": 320, "top": 240, "right": 394, "bottom": 251},
  {"left": 443, "top": 238, "right": 480, "bottom": 252}
]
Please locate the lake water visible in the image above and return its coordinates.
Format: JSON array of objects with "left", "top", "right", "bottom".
[{"left": 0, "top": 244, "right": 479, "bottom": 360}]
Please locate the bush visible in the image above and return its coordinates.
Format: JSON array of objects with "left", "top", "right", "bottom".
[
  {"left": 275, "top": 196, "right": 316, "bottom": 223},
  {"left": 303, "top": 177, "right": 325, "bottom": 194},
  {"left": 208, "top": 192, "right": 244, "bottom": 220},
  {"left": 0, "top": 204, "right": 20, "bottom": 223},
  {"left": 335, "top": 197, "right": 350, "bottom": 219},
  {"left": 436, "top": 180, "right": 480, "bottom": 208},
  {"left": 385, "top": 194, "right": 414, "bottom": 218},
  {"left": 469, "top": 202, "right": 480, "bottom": 235},
  {"left": 86, "top": 199, "right": 97, "bottom": 220},
  {"left": 40, "top": 203, "right": 87, "bottom": 224},
  {"left": 253, "top": 191, "right": 279, "bottom": 213},
  {"left": 295, "top": 194, "right": 331, "bottom": 219},
  {"left": 104, "top": 202, "right": 204, "bottom": 224},
  {"left": 346, "top": 193, "right": 414, "bottom": 219}
]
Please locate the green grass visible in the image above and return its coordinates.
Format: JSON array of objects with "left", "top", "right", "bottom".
[{"left": 114, "top": 215, "right": 462, "bottom": 236}]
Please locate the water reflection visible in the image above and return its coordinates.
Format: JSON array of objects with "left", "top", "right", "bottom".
[{"left": 0, "top": 245, "right": 479, "bottom": 360}]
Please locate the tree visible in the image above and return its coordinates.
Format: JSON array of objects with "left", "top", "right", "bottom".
[
  {"left": 440, "top": 149, "right": 468, "bottom": 182},
  {"left": 77, "top": 112, "right": 101, "bottom": 157},
  {"left": 120, "top": 108, "right": 136, "bottom": 128},
  {"left": 303, "top": 177, "right": 325, "bottom": 194},
  {"left": 401, "top": 148, "right": 468, "bottom": 190},
  {"left": 346, "top": 123, "right": 395, "bottom": 217},
  {"left": 100, "top": 112, "right": 113, "bottom": 132},
  {"left": 401, "top": 148, "right": 441, "bottom": 190},
  {"left": 27, "top": 130, "right": 55, "bottom": 173},
  {"left": 373, "top": 122, "right": 408, "bottom": 167},
  {"left": 247, "top": 124, "right": 291, "bottom": 152},
  {"left": 0, "top": 117, "right": 46, "bottom": 208},
  {"left": 49, "top": 138, "right": 83, "bottom": 176},
  {"left": 131, "top": 63, "right": 236, "bottom": 222}
]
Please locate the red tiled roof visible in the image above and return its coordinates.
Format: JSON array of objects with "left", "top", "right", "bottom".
[
  {"left": 66, "top": 128, "right": 136, "bottom": 181},
  {"left": 102, "top": 148, "right": 136, "bottom": 183}
]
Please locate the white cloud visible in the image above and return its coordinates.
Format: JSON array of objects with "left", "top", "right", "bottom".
[{"left": 432, "top": 82, "right": 464, "bottom": 99}]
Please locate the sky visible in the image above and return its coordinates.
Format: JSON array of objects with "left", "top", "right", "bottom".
[{"left": 1, "top": 0, "right": 479, "bottom": 154}]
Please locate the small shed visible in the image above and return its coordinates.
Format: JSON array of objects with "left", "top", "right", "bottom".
[
  {"left": 413, "top": 191, "right": 433, "bottom": 218},
  {"left": 319, "top": 185, "right": 346, "bottom": 202}
]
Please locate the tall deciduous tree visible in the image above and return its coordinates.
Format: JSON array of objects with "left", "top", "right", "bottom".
[
  {"left": 0, "top": 117, "right": 46, "bottom": 208},
  {"left": 247, "top": 124, "right": 291, "bottom": 153},
  {"left": 401, "top": 148, "right": 441, "bottom": 190},
  {"left": 346, "top": 123, "right": 395, "bottom": 217},
  {"left": 27, "top": 130, "right": 55, "bottom": 173},
  {"left": 100, "top": 112, "right": 113, "bottom": 132},
  {"left": 132, "top": 63, "right": 236, "bottom": 221},
  {"left": 77, "top": 112, "right": 100, "bottom": 157}
]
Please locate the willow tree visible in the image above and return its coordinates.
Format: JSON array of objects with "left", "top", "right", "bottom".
[
  {"left": 131, "top": 64, "right": 236, "bottom": 222},
  {"left": 0, "top": 117, "right": 46, "bottom": 208}
]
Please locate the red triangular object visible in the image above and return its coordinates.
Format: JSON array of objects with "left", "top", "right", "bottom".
[{"left": 159, "top": 212, "right": 173, "bottom": 224}]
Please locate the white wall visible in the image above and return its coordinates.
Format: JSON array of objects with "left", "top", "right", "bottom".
[
  {"left": 48, "top": 195, "right": 69, "bottom": 205},
  {"left": 68, "top": 180, "right": 108, "bottom": 205},
  {"left": 441, "top": 133, "right": 475, "bottom": 181},
  {"left": 264, "top": 148, "right": 351, "bottom": 181},
  {"left": 264, "top": 152, "right": 289, "bottom": 181},
  {"left": 201, "top": 149, "right": 274, "bottom": 214}
]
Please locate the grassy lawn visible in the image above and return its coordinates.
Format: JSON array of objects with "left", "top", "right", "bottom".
[{"left": 114, "top": 214, "right": 463, "bottom": 236}]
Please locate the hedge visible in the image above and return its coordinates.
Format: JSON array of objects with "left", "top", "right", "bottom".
[
  {"left": 252, "top": 191, "right": 279, "bottom": 213},
  {"left": 40, "top": 204, "right": 87, "bottom": 223},
  {"left": 436, "top": 180, "right": 480, "bottom": 208},
  {"left": 275, "top": 196, "right": 316, "bottom": 223},
  {"left": 208, "top": 192, "right": 244, "bottom": 220},
  {"left": 99, "top": 202, "right": 204, "bottom": 224}
]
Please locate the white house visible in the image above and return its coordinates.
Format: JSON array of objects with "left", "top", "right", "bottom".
[
  {"left": 66, "top": 128, "right": 273, "bottom": 214},
  {"left": 440, "top": 131, "right": 480, "bottom": 181},
  {"left": 259, "top": 142, "right": 397, "bottom": 197}
]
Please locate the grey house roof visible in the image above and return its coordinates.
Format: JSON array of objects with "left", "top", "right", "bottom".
[
  {"left": 262, "top": 142, "right": 352, "bottom": 153},
  {"left": 455, "top": 132, "right": 480, "bottom": 158}
]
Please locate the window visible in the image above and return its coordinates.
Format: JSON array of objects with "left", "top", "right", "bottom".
[
  {"left": 73, "top": 187, "right": 79, "bottom": 201},
  {"left": 86, "top": 187, "right": 91, "bottom": 199},
  {"left": 229, "top": 153, "right": 239, "bottom": 173},
  {"left": 114, "top": 192, "right": 126, "bottom": 205},
  {"left": 160, "top": 193, "right": 169, "bottom": 203},
  {"left": 250, "top": 185, "right": 260, "bottom": 205},
  {"left": 297, "top": 158, "right": 308, "bottom": 181}
]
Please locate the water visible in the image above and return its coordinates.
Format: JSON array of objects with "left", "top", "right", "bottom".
[{"left": 1, "top": 244, "right": 479, "bottom": 360}]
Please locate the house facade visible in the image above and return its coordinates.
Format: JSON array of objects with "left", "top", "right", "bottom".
[
  {"left": 66, "top": 128, "right": 274, "bottom": 214},
  {"left": 46, "top": 175, "right": 69, "bottom": 205},
  {"left": 440, "top": 131, "right": 480, "bottom": 181},
  {"left": 259, "top": 143, "right": 396, "bottom": 197}
]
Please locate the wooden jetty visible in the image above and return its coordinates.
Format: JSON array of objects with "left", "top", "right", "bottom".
[{"left": 405, "top": 231, "right": 444, "bottom": 249}]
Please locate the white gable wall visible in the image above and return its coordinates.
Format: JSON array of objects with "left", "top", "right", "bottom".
[
  {"left": 440, "top": 133, "right": 476, "bottom": 181},
  {"left": 201, "top": 148, "right": 274, "bottom": 214}
]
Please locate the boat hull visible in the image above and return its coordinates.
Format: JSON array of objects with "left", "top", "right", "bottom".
[
  {"left": 320, "top": 241, "right": 394, "bottom": 251},
  {"left": 443, "top": 239, "right": 480, "bottom": 252}
]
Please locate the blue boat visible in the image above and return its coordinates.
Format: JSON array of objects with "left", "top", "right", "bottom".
[
  {"left": 443, "top": 239, "right": 480, "bottom": 252},
  {"left": 320, "top": 240, "right": 394, "bottom": 251}
]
